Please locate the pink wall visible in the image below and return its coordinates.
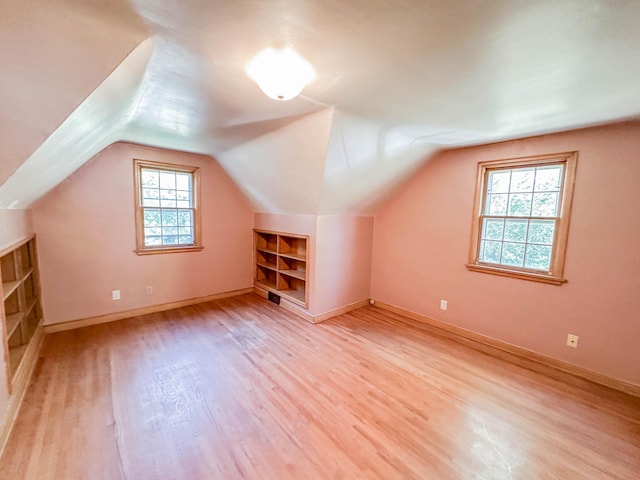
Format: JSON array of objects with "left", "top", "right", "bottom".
[
  {"left": 372, "top": 121, "right": 640, "bottom": 387},
  {"left": 254, "top": 213, "right": 317, "bottom": 238},
  {"left": 0, "top": 209, "right": 33, "bottom": 252},
  {"left": 314, "top": 215, "right": 373, "bottom": 315},
  {"left": 32, "top": 142, "right": 254, "bottom": 325},
  {"left": 0, "top": 209, "right": 33, "bottom": 425}
]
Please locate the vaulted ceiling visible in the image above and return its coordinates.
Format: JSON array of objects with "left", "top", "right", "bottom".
[{"left": 2, "top": 0, "right": 639, "bottom": 213}]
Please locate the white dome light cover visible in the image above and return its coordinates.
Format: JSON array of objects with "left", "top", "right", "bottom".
[{"left": 246, "top": 47, "right": 316, "bottom": 101}]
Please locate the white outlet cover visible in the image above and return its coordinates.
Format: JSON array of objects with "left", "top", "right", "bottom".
[
  {"left": 440, "top": 300, "right": 448, "bottom": 310},
  {"left": 566, "top": 334, "right": 579, "bottom": 348},
  {"left": 112, "top": 290, "right": 121, "bottom": 300}
]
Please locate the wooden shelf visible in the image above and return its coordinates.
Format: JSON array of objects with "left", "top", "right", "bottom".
[
  {"left": 278, "top": 288, "right": 306, "bottom": 304},
  {"left": 279, "top": 252, "right": 306, "bottom": 261},
  {"left": 6, "top": 312, "right": 22, "bottom": 338},
  {"left": 255, "top": 279, "right": 277, "bottom": 290},
  {"left": 24, "top": 296, "right": 38, "bottom": 316},
  {"left": 254, "top": 230, "right": 308, "bottom": 308},
  {"left": 22, "top": 266, "right": 35, "bottom": 280},
  {"left": 256, "top": 247, "right": 277, "bottom": 255},
  {"left": 1, "top": 237, "right": 43, "bottom": 387},
  {"left": 9, "top": 344, "right": 28, "bottom": 375},
  {"left": 2, "top": 280, "right": 20, "bottom": 301},
  {"left": 256, "top": 262, "right": 277, "bottom": 272},
  {"left": 255, "top": 232, "right": 278, "bottom": 253},
  {"left": 279, "top": 269, "right": 306, "bottom": 281}
]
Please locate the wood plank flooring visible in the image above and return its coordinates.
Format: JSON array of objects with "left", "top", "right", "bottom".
[{"left": 1, "top": 294, "right": 639, "bottom": 479}]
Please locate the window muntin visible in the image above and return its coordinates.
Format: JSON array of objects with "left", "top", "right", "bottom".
[
  {"left": 467, "top": 152, "right": 577, "bottom": 285},
  {"left": 134, "top": 160, "right": 202, "bottom": 254}
]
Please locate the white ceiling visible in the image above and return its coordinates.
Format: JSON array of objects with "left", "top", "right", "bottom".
[{"left": 1, "top": 0, "right": 639, "bottom": 213}]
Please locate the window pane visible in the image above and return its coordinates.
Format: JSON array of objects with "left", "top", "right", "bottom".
[
  {"left": 510, "top": 168, "right": 534, "bottom": 192},
  {"left": 176, "top": 173, "right": 191, "bottom": 191},
  {"left": 508, "top": 193, "right": 532, "bottom": 216},
  {"left": 486, "top": 194, "right": 508, "bottom": 215},
  {"left": 161, "top": 209, "right": 177, "bottom": 226},
  {"left": 143, "top": 209, "right": 161, "bottom": 227},
  {"left": 144, "top": 227, "right": 161, "bottom": 237},
  {"left": 504, "top": 219, "right": 528, "bottom": 242},
  {"left": 142, "top": 188, "right": 159, "bottom": 199},
  {"left": 528, "top": 220, "right": 555, "bottom": 245},
  {"left": 534, "top": 165, "right": 562, "bottom": 191},
  {"left": 532, "top": 192, "right": 558, "bottom": 217},
  {"left": 482, "top": 218, "right": 504, "bottom": 240},
  {"left": 163, "top": 226, "right": 178, "bottom": 235},
  {"left": 480, "top": 240, "right": 502, "bottom": 264},
  {"left": 160, "top": 171, "right": 176, "bottom": 189},
  {"left": 162, "top": 235, "right": 178, "bottom": 245},
  {"left": 141, "top": 169, "right": 159, "bottom": 187},
  {"left": 488, "top": 171, "right": 510, "bottom": 193},
  {"left": 178, "top": 226, "right": 192, "bottom": 235},
  {"left": 178, "top": 210, "right": 193, "bottom": 226},
  {"left": 160, "top": 189, "right": 176, "bottom": 207},
  {"left": 501, "top": 242, "right": 525, "bottom": 267},
  {"left": 145, "top": 235, "right": 162, "bottom": 246},
  {"left": 160, "top": 198, "right": 177, "bottom": 208},
  {"left": 142, "top": 186, "right": 160, "bottom": 206},
  {"left": 525, "top": 244, "right": 552, "bottom": 270},
  {"left": 176, "top": 190, "right": 191, "bottom": 206},
  {"left": 160, "top": 189, "right": 176, "bottom": 200},
  {"left": 143, "top": 198, "right": 160, "bottom": 207},
  {"left": 178, "top": 235, "right": 194, "bottom": 244}
]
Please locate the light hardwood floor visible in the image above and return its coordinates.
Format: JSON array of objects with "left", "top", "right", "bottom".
[{"left": 1, "top": 294, "right": 639, "bottom": 479}]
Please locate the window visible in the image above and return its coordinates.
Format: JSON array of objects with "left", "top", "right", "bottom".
[
  {"left": 466, "top": 152, "right": 577, "bottom": 285},
  {"left": 134, "top": 159, "right": 202, "bottom": 255}
]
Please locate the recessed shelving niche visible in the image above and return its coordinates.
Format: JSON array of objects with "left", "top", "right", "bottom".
[
  {"left": 254, "top": 230, "right": 308, "bottom": 307},
  {"left": 1, "top": 237, "right": 44, "bottom": 384}
]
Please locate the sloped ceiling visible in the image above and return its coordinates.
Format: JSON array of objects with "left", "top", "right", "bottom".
[
  {"left": 0, "top": 0, "right": 148, "bottom": 186},
  {"left": 1, "top": 0, "right": 640, "bottom": 213}
]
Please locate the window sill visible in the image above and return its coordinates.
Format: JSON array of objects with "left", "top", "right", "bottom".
[
  {"left": 135, "top": 245, "right": 203, "bottom": 256},
  {"left": 465, "top": 263, "right": 566, "bottom": 286}
]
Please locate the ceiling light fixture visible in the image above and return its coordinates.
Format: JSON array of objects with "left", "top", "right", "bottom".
[{"left": 245, "top": 47, "right": 316, "bottom": 101}]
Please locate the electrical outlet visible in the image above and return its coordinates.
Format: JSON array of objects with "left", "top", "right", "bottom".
[
  {"left": 112, "top": 290, "right": 121, "bottom": 301},
  {"left": 440, "top": 299, "right": 448, "bottom": 311},
  {"left": 566, "top": 334, "right": 579, "bottom": 348},
  {"left": 146, "top": 286, "right": 153, "bottom": 295}
]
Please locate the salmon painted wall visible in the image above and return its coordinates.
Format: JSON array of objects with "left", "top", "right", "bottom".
[
  {"left": 0, "top": 209, "right": 33, "bottom": 252},
  {"left": 371, "top": 121, "right": 640, "bottom": 386},
  {"left": 314, "top": 215, "right": 373, "bottom": 315},
  {"left": 32, "top": 142, "right": 254, "bottom": 325},
  {"left": 0, "top": 209, "right": 33, "bottom": 427}
]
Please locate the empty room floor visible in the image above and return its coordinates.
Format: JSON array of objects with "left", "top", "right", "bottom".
[{"left": 1, "top": 294, "right": 638, "bottom": 479}]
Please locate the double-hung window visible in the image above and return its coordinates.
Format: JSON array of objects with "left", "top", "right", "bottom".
[
  {"left": 466, "top": 152, "right": 577, "bottom": 284},
  {"left": 134, "top": 159, "right": 202, "bottom": 255}
]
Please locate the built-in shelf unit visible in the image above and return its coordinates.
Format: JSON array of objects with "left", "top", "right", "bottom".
[
  {"left": 1, "top": 237, "right": 43, "bottom": 387},
  {"left": 254, "top": 230, "right": 308, "bottom": 307}
]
